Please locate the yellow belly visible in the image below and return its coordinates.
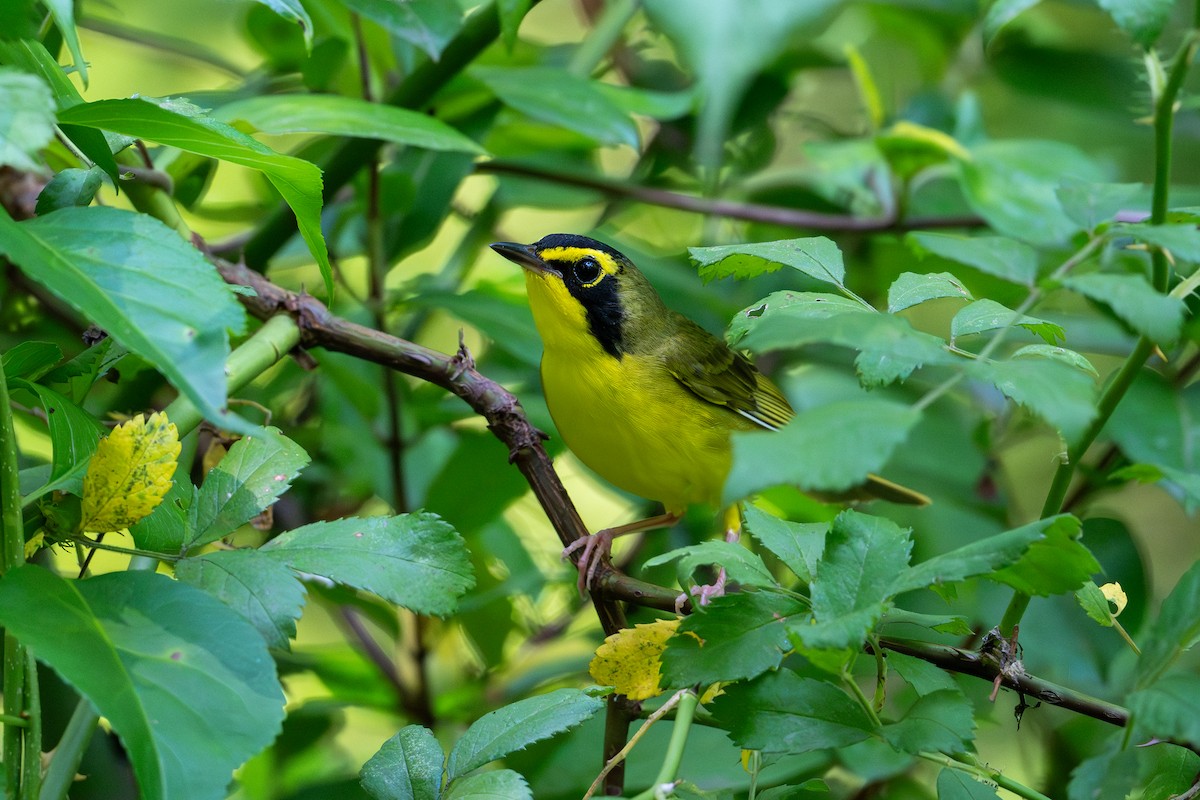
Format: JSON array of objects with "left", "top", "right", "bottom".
[{"left": 541, "top": 348, "right": 737, "bottom": 514}]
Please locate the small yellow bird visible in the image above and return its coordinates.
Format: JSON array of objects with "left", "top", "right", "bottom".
[{"left": 491, "top": 234, "right": 927, "bottom": 598}]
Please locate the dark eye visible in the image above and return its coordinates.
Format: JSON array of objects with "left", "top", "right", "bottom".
[{"left": 574, "top": 257, "right": 602, "bottom": 285}]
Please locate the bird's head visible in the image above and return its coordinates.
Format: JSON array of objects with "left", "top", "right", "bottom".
[{"left": 490, "top": 234, "right": 663, "bottom": 358}]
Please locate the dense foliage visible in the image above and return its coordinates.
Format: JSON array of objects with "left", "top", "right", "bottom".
[{"left": 1, "top": 0, "right": 1199, "bottom": 798}]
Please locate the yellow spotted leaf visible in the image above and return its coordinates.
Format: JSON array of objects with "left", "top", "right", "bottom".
[
  {"left": 590, "top": 618, "right": 680, "bottom": 701},
  {"left": 1101, "top": 582, "right": 1128, "bottom": 617},
  {"left": 81, "top": 412, "right": 181, "bottom": 534}
]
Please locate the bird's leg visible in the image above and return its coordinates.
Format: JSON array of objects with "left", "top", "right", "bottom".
[
  {"left": 682, "top": 505, "right": 743, "bottom": 609},
  {"left": 563, "top": 512, "right": 682, "bottom": 597}
]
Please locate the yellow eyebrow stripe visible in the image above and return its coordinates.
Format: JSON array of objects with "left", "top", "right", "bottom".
[{"left": 538, "top": 246, "right": 621, "bottom": 276}]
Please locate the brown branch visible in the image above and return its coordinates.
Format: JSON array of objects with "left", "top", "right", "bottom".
[{"left": 476, "top": 160, "right": 986, "bottom": 233}]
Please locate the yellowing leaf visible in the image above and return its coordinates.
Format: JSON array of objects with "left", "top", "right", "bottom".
[
  {"left": 24, "top": 532, "right": 45, "bottom": 560},
  {"left": 1101, "top": 582, "right": 1128, "bottom": 617},
  {"left": 590, "top": 619, "right": 680, "bottom": 701},
  {"left": 81, "top": 412, "right": 181, "bottom": 534}
]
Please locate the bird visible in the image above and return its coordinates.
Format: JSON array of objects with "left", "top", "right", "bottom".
[{"left": 490, "top": 233, "right": 928, "bottom": 600}]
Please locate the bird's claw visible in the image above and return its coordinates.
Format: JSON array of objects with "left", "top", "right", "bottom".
[{"left": 562, "top": 530, "right": 615, "bottom": 598}]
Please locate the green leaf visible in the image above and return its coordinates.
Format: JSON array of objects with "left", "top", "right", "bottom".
[
  {"left": 1068, "top": 746, "right": 1140, "bottom": 800},
  {"left": 260, "top": 512, "right": 474, "bottom": 615},
  {"left": 41, "top": 337, "right": 123, "bottom": 404},
  {"left": 443, "top": 770, "right": 531, "bottom": 800},
  {"left": 596, "top": 84, "right": 695, "bottom": 120},
  {"left": 35, "top": 166, "right": 107, "bottom": 213},
  {"left": 660, "top": 592, "right": 806, "bottom": 686},
  {"left": 691, "top": 237, "right": 846, "bottom": 288},
  {"left": 1056, "top": 178, "right": 1142, "bottom": 231},
  {"left": 474, "top": 66, "right": 639, "bottom": 148},
  {"left": 0, "top": 68, "right": 55, "bottom": 170},
  {"left": 0, "top": 567, "right": 284, "bottom": 800},
  {"left": 989, "top": 514, "right": 1100, "bottom": 596},
  {"left": 643, "top": 0, "right": 838, "bottom": 167},
  {"left": 129, "top": 475, "right": 193, "bottom": 553},
  {"left": 880, "top": 609, "right": 973, "bottom": 637},
  {"left": 1136, "top": 559, "right": 1200, "bottom": 686},
  {"left": 886, "top": 652, "right": 961, "bottom": 696},
  {"left": 187, "top": 429, "right": 310, "bottom": 550},
  {"left": 1109, "top": 374, "right": 1200, "bottom": 473},
  {"left": 957, "top": 140, "right": 1097, "bottom": 246},
  {"left": 1095, "top": 0, "right": 1174, "bottom": 47},
  {"left": 891, "top": 516, "right": 1069, "bottom": 595},
  {"left": 795, "top": 511, "right": 911, "bottom": 650},
  {"left": 496, "top": 0, "right": 533, "bottom": 50},
  {"left": 886, "top": 272, "right": 972, "bottom": 313},
  {"left": 342, "top": 0, "right": 462, "bottom": 61},
  {"left": 982, "top": 0, "right": 1042, "bottom": 46},
  {"left": 724, "top": 398, "right": 921, "bottom": 506},
  {"left": 710, "top": 670, "right": 875, "bottom": 754},
  {"left": 56, "top": 97, "right": 333, "bottom": 298},
  {"left": 969, "top": 357, "right": 1097, "bottom": 443},
  {"left": 42, "top": 0, "right": 88, "bottom": 86},
  {"left": 937, "top": 769, "right": 1001, "bottom": 800},
  {"left": 445, "top": 688, "right": 603, "bottom": 779},
  {"left": 644, "top": 541, "right": 777, "bottom": 589},
  {"left": 951, "top": 299, "right": 1064, "bottom": 345},
  {"left": 1114, "top": 223, "right": 1200, "bottom": 266},
  {"left": 1011, "top": 344, "right": 1098, "bottom": 377},
  {"left": 0, "top": 206, "right": 249, "bottom": 432},
  {"left": 1075, "top": 580, "right": 1114, "bottom": 628},
  {"left": 742, "top": 504, "right": 827, "bottom": 583},
  {"left": 11, "top": 379, "right": 104, "bottom": 491},
  {"left": 1, "top": 341, "right": 62, "bottom": 381},
  {"left": 1062, "top": 273, "right": 1184, "bottom": 343},
  {"left": 880, "top": 690, "right": 974, "bottom": 755},
  {"left": 251, "top": 0, "right": 313, "bottom": 50},
  {"left": 906, "top": 232, "right": 1038, "bottom": 286},
  {"left": 217, "top": 94, "right": 484, "bottom": 154},
  {"left": 1128, "top": 675, "right": 1200, "bottom": 748},
  {"left": 360, "top": 725, "right": 444, "bottom": 800},
  {"left": 175, "top": 549, "right": 307, "bottom": 650}
]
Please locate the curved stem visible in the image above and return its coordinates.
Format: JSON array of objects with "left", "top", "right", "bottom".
[{"left": 920, "top": 751, "right": 1052, "bottom": 800}]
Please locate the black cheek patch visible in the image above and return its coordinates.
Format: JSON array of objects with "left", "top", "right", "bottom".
[{"left": 556, "top": 267, "right": 624, "bottom": 358}]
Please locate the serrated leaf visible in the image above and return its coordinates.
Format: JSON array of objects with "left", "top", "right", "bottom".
[
  {"left": 187, "top": 428, "right": 310, "bottom": 550},
  {"left": 260, "top": 513, "right": 474, "bottom": 615},
  {"left": 343, "top": 0, "right": 461, "bottom": 61},
  {"left": 906, "top": 231, "right": 1038, "bottom": 286},
  {"left": 2, "top": 341, "right": 62, "bottom": 381},
  {"left": 989, "top": 514, "right": 1100, "bottom": 596},
  {"left": 217, "top": 94, "right": 484, "bottom": 154},
  {"left": 590, "top": 619, "right": 679, "bottom": 701},
  {"left": 0, "top": 567, "right": 284, "bottom": 800},
  {"left": 710, "top": 670, "right": 875, "bottom": 754},
  {"left": 1096, "top": 0, "right": 1174, "bottom": 47},
  {"left": 41, "top": 337, "right": 123, "bottom": 404},
  {"left": 1011, "top": 344, "right": 1098, "bottom": 377},
  {"left": 252, "top": 0, "right": 313, "bottom": 50},
  {"left": 445, "top": 689, "right": 603, "bottom": 779},
  {"left": 742, "top": 504, "right": 827, "bottom": 583},
  {"left": 475, "top": 66, "right": 639, "bottom": 147},
  {"left": 1076, "top": 580, "right": 1114, "bottom": 627},
  {"left": 56, "top": 97, "right": 333, "bottom": 298},
  {"left": 691, "top": 237, "right": 845, "bottom": 287},
  {"left": 0, "top": 68, "right": 56, "bottom": 170},
  {"left": 1056, "top": 178, "right": 1142, "bottom": 231},
  {"left": 128, "top": 476, "right": 193, "bottom": 554},
  {"left": 81, "top": 412, "right": 180, "bottom": 534},
  {"left": 725, "top": 399, "right": 921, "bottom": 506},
  {"left": 969, "top": 357, "right": 1097, "bottom": 443},
  {"left": 175, "top": 549, "right": 307, "bottom": 650},
  {"left": 360, "top": 725, "right": 444, "bottom": 800},
  {"left": 1128, "top": 675, "right": 1200, "bottom": 747},
  {"left": 444, "top": 770, "right": 531, "bottom": 800},
  {"left": 660, "top": 592, "right": 805, "bottom": 687},
  {"left": 951, "top": 299, "right": 1064, "bottom": 344},
  {"left": 1063, "top": 273, "right": 1184, "bottom": 343},
  {"left": 644, "top": 540, "right": 776, "bottom": 589},
  {"left": 1137, "top": 559, "right": 1200, "bottom": 686},
  {"left": 880, "top": 690, "right": 974, "bottom": 755},
  {"left": 887, "top": 272, "right": 972, "bottom": 313},
  {"left": 0, "top": 206, "right": 249, "bottom": 432},
  {"left": 891, "top": 516, "right": 1066, "bottom": 595},
  {"left": 886, "top": 652, "right": 960, "bottom": 696},
  {"left": 795, "top": 511, "right": 912, "bottom": 650},
  {"left": 938, "top": 769, "right": 1001, "bottom": 800}
]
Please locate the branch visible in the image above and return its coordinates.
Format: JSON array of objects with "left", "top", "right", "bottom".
[{"left": 475, "top": 160, "right": 986, "bottom": 233}]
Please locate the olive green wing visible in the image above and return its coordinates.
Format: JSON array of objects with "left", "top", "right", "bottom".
[{"left": 661, "top": 316, "right": 794, "bottom": 431}]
